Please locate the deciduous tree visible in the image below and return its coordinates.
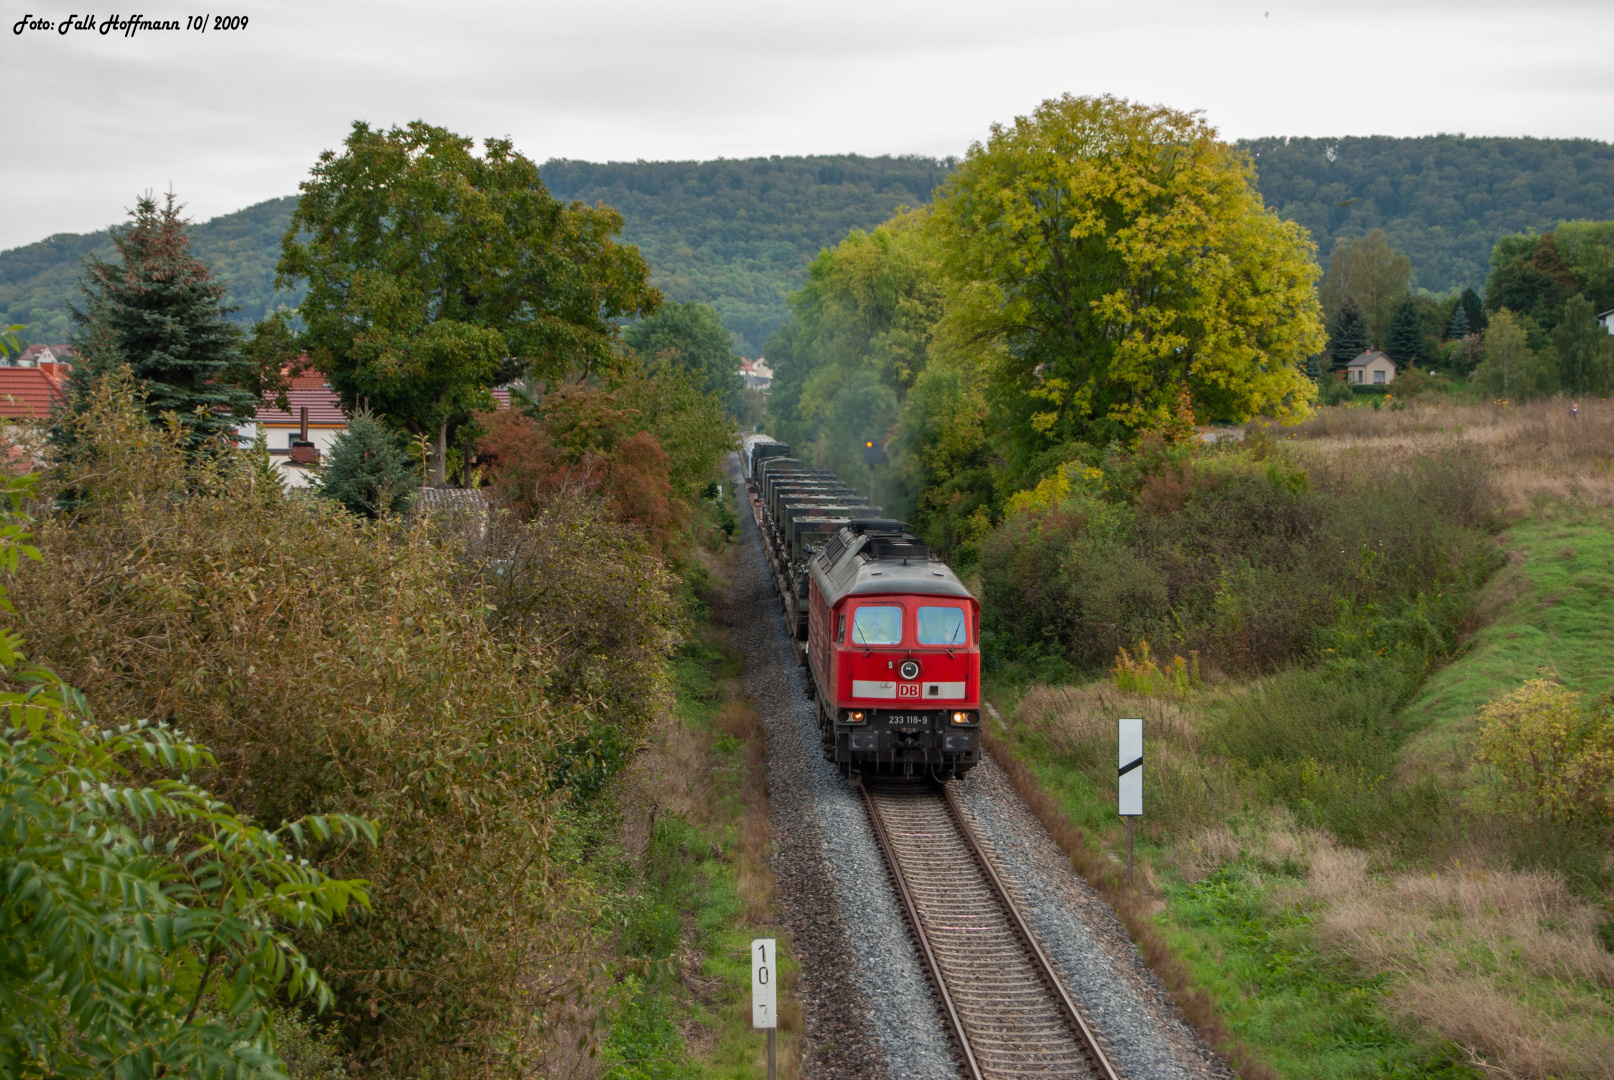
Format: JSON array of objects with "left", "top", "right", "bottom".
[
  {"left": 276, "top": 121, "right": 661, "bottom": 484},
  {"left": 1318, "top": 229, "right": 1411, "bottom": 348},
  {"left": 0, "top": 468, "right": 371, "bottom": 1080},
  {"left": 1486, "top": 233, "right": 1580, "bottom": 329},
  {"left": 1551, "top": 294, "right": 1614, "bottom": 396},
  {"left": 1475, "top": 309, "right": 1554, "bottom": 400},
  {"left": 624, "top": 301, "right": 743, "bottom": 417},
  {"left": 930, "top": 94, "right": 1324, "bottom": 467}
]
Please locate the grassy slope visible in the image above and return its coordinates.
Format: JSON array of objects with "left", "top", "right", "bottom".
[
  {"left": 984, "top": 423, "right": 1614, "bottom": 1079},
  {"left": 990, "top": 701, "right": 1468, "bottom": 1080},
  {"left": 588, "top": 516, "right": 801, "bottom": 1080},
  {"left": 1403, "top": 505, "right": 1614, "bottom": 774}
]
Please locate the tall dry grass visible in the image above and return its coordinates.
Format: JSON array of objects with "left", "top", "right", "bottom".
[
  {"left": 1013, "top": 683, "right": 1242, "bottom": 842},
  {"left": 1179, "top": 812, "right": 1614, "bottom": 1080},
  {"left": 1274, "top": 397, "right": 1614, "bottom": 511},
  {"left": 981, "top": 728, "right": 1280, "bottom": 1080}
]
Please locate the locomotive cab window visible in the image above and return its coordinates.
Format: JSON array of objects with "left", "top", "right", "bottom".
[
  {"left": 835, "top": 613, "right": 846, "bottom": 643},
  {"left": 917, "top": 605, "right": 968, "bottom": 645},
  {"left": 851, "top": 605, "right": 903, "bottom": 645}
]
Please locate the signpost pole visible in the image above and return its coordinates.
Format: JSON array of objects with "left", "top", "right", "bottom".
[
  {"left": 768, "top": 1028, "right": 776, "bottom": 1080},
  {"left": 1126, "top": 818, "right": 1135, "bottom": 887}
]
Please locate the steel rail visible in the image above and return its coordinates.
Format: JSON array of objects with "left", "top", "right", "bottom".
[
  {"left": 942, "top": 785, "right": 1120, "bottom": 1080},
  {"left": 860, "top": 780, "right": 1122, "bottom": 1080},
  {"left": 858, "top": 780, "right": 985, "bottom": 1080}
]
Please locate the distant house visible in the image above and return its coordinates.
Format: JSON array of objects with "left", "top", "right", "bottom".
[
  {"left": 739, "top": 358, "right": 773, "bottom": 390},
  {"left": 1345, "top": 350, "right": 1397, "bottom": 386},
  {"left": 235, "top": 369, "right": 348, "bottom": 488},
  {"left": 6, "top": 344, "right": 74, "bottom": 370},
  {"left": 0, "top": 348, "right": 72, "bottom": 470},
  {"left": 1598, "top": 309, "right": 1614, "bottom": 335}
]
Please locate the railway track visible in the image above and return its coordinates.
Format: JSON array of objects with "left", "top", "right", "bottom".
[{"left": 860, "top": 781, "right": 1121, "bottom": 1080}]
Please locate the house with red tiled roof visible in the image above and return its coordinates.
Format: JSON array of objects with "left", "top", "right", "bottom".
[
  {"left": 0, "top": 345, "right": 73, "bottom": 470},
  {"left": 236, "top": 369, "right": 349, "bottom": 488},
  {"left": 237, "top": 365, "right": 516, "bottom": 489},
  {"left": 739, "top": 357, "right": 773, "bottom": 390},
  {"left": 0, "top": 361, "right": 69, "bottom": 421}
]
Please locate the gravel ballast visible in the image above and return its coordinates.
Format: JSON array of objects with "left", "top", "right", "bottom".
[
  {"left": 732, "top": 461, "right": 958, "bottom": 1080},
  {"left": 730, "top": 457, "right": 1230, "bottom": 1080}
]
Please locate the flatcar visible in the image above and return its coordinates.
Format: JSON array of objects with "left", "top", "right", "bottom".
[{"left": 742, "top": 433, "right": 981, "bottom": 779}]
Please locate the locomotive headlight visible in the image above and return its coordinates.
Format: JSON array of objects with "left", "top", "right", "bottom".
[
  {"left": 951, "top": 711, "right": 967, "bottom": 725},
  {"left": 847, "top": 710, "right": 866, "bottom": 724},
  {"left": 899, "top": 660, "right": 920, "bottom": 680}
]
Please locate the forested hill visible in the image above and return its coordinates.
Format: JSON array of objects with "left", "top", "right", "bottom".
[
  {"left": 1242, "top": 135, "right": 1614, "bottom": 294},
  {"left": 5, "top": 138, "right": 1612, "bottom": 352},
  {"left": 1, "top": 196, "right": 300, "bottom": 345},
  {"left": 540, "top": 155, "right": 954, "bottom": 353}
]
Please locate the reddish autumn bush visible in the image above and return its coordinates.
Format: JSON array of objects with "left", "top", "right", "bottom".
[{"left": 477, "top": 369, "right": 722, "bottom": 551}]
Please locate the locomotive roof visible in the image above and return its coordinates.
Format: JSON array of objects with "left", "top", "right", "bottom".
[{"left": 809, "top": 522, "right": 973, "bottom": 607}]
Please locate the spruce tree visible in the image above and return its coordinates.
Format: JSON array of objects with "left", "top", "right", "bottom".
[
  {"left": 317, "top": 411, "right": 420, "bottom": 518},
  {"left": 1447, "top": 304, "right": 1470, "bottom": 339},
  {"left": 1386, "top": 297, "right": 1424, "bottom": 366},
  {"left": 61, "top": 193, "right": 259, "bottom": 449},
  {"left": 1459, "top": 287, "right": 1487, "bottom": 333},
  {"left": 1327, "top": 295, "right": 1370, "bottom": 371}
]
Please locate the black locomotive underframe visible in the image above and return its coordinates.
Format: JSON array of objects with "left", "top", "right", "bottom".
[{"left": 818, "top": 704, "right": 980, "bottom": 778}]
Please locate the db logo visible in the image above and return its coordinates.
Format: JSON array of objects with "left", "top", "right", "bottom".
[{"left": 897, "top": 683, "right": 920, "bottom": 699}]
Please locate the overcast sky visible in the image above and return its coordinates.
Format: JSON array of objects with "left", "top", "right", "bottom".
[{"left": 4, "top": 0, "right": 1611, "bottom": 251}]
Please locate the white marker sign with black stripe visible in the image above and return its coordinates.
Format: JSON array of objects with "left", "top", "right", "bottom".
[
  {"left": 1118, "top": 717, "right": 1143, "bottom": 817},
  {"left": 1119, "top": 717, "right": 1142, "bottom": 886}
]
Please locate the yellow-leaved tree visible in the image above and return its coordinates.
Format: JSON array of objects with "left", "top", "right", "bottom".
[{"left": 931, "top": 94, "right": 1326, "bottom": 477}]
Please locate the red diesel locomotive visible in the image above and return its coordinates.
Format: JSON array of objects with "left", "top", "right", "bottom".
[{"left": 805, "top": 521, "right": 982, "bottom": 779}]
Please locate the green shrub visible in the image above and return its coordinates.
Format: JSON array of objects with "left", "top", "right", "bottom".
[
  {"left": 1316, "top": 378, "right": 1355, "bottom": 406},
  {"left": 1477, "top": 678, "right": 1614, "bottom": 825},
  {"left": 316, "top": 410, "right": 419, "bottom": 518},
  {"left": 979, "top": 441, "right": 1497, "bottom": 679},
  {"left": 17, "top": 376, "right": 680, "bottom": 1075},
  {"left": 0, "top": 470, "right": 371, "bottom": 1080}
]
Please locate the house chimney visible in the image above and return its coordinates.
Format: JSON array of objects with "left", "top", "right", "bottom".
[{"left": 299, "top": 406, "right": 309, "bottom": 443}]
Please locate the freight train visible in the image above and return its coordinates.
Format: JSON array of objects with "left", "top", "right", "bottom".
[{"left": 741, "top": 434, "right": 981, "bottom": 780}]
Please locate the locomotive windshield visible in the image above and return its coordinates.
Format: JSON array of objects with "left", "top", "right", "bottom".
[
  {"left": 917, "top": 605, "right": 967, "bottom": 645},
  {"left": 851, "top": 605, "right": 903, "bottom": 645}
]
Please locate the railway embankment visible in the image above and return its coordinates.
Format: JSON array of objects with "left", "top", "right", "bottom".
[
  {"left": 981, "top": 401, "right": 1614, "bottom": 1080},
  {"left": 571, "top": 483, "right": 806, "bottom": 1080}
]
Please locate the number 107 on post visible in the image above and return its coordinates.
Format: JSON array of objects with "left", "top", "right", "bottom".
[{"left": 751, "top": 938, "right": 777, "bottom": 1029}]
